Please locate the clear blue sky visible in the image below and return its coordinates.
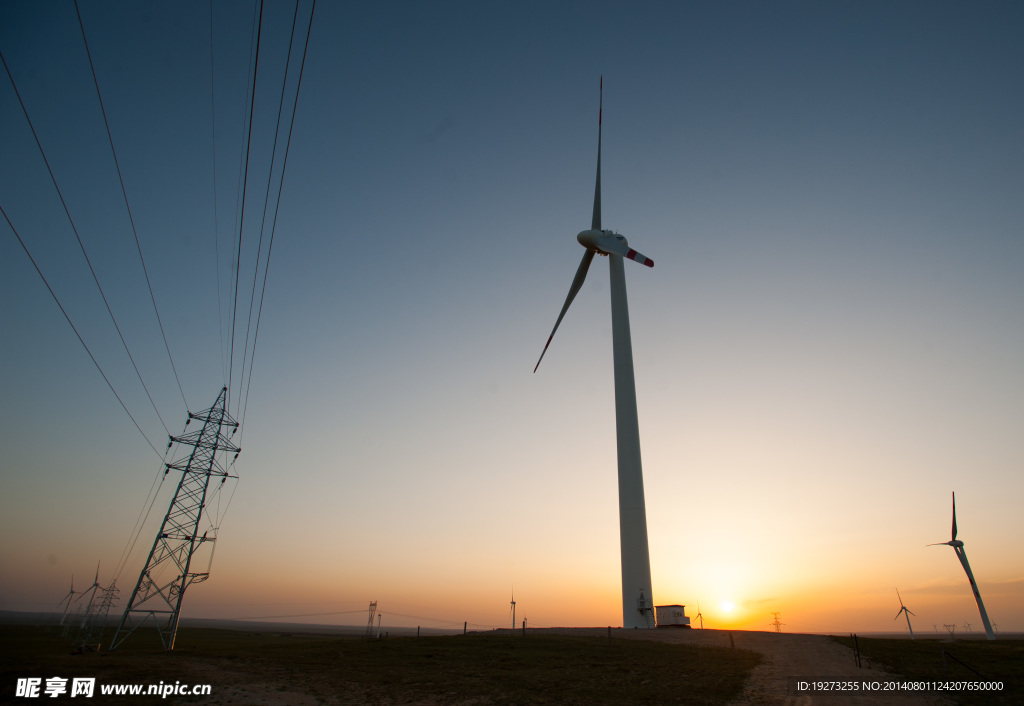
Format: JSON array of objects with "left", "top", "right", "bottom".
[{"left": 2, "top": 1, "right": 1022, "bottom": 633}]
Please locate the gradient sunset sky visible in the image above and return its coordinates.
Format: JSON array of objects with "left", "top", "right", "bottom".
[{"left": 2, "top": 1, "right": 1022, "bottom": 635}]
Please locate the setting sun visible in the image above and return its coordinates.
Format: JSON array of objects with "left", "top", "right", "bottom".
[{"left": 721, "top": 601, "right": 735, "bottom": 613}]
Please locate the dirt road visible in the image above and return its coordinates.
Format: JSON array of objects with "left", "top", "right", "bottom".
[{"left": 607, "top": 628, "right": 950, "bottom": 706}]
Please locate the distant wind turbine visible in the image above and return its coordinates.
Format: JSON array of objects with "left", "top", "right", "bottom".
[
  {"left": 509, "top": 589, "right": 516, "bottom": 631},
  {"left": 77, "top": 562, "right": 101, "bottom": 629},
  {"left": 57, "top": 575, "right": 76, "bottom": 627},
  {"left": 893, "top": 588, "right": 915, "bottom": 639},
  {"left": 928, "top": 492, "right": 995, "bottom": 640},
  {"left": 695, "top": 601, "right": 704, "bottom": 629},
  {"left": 533, "top": 77, "right": 656, "bottom": 629}
]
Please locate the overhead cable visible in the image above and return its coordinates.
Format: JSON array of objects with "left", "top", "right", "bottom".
[
  {"left": 1, "top": 47, "right": 170, "bottom": 438},
  {"left": 240, "top": 0, "right": 317, "bottom": 435},
  {"left": 228, "top": 0, "right": 265, "bottom": 414},
  {"left": 2, "top": 204, "right": 163, "bottom": 460},
  {"left": 73, "top": 0, "right": 189, "bottom": 412},
  {"left": 237, "top": 0, "right": 302, "bottom": 426}
]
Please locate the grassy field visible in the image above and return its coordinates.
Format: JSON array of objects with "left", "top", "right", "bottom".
[
  {"left": 831, "top": 635, "right": 1023, "bottom": 706},
  {"left": 2, "top": 624, "right": 761, "bottom": 704}
]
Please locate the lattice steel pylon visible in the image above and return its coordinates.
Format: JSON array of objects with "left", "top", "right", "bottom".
[
  {"left": 74, "top": 581, "right": 119, "bottom": 651},
  {"left": 364, "top": 601, "right": 377, "bottom": 640},
  {"left": 109, "top": 387, "right": 239, "bottom": 650}
]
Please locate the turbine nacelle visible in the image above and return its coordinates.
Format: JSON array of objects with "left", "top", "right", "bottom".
[
  {"left": 577, "top": 229, "right": 654, "bottom": 267},
  {"left": 577, "top": 228, "right": 624, "bottom": 252}
]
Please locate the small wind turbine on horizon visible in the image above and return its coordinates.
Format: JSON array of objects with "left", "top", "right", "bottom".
[
  {"left": 894, "top": 588, "right": 915, "bottom": 639},
  {"left": 695, "top": 601, "right": 704, "bottom": 629},
  {"left": 928, "top": 492, "right": 995, "bottom": 640},
  {"left": 509, "top": 589, "right": 516, "bottom": 631},
  {"left": 534, "top": 77, "right": 656, "bottom": 629}
]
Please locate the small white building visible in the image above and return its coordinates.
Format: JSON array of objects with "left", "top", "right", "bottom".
[{"left": 655, "top": 604, "right": 691, "bottom": 628}]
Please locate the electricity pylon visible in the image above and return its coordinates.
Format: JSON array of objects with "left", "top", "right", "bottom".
[
  {"left": 74, "top": 581, "right": 119, "bottom": 651},
  {"left": 770, "top": 612, "right": 784, "bottom": 633},
  {"left": 109, "top": 388, "right": 239, "bottom": 650},
  {"left": 365, "top": 602, "right": 378, "bottom": 639}
]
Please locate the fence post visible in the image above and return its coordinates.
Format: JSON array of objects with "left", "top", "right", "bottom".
[{"left": 464, "top": 621, "right": 467, "bottom": 635}]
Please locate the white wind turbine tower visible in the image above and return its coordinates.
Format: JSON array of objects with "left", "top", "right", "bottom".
[
  {"left": 928, "top": 492, "right": 994, "bottom": 640},
  {"left": 534, "top": 77, "right": 656, "bottom": 629},
  {"left": 893, "top": 588, "right": 915, "bottom": 639}
]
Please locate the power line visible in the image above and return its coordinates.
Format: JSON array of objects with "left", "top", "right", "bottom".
[
  {"left": 2, "top": 204, "right": 163, "bottom": 460},
  {"left": 223, "top": 1, "right": 260, "bottom": 394},
  {"left": 233, "top": 609, "right": 366, "bottom": 621},
  {"left": 73, "top": 0, "right": 189, "bottom": 413},
  {"left": 1, "top": 47, "right": 170, "bottom": 438},
  {"left": 240, "top": 0, "right": 316, "bottom": 433},
  {"left": 209, "top": 0, "right": 228, "bottom": 389},
  {"left": 228, "top": 0, "right": 265, "bottom": 414},
  {"left": 237, "top": 0, "right": 301, "bottom": 422},
  {"left": 111, "top": 455, "right": 170, "bottom": 582}
]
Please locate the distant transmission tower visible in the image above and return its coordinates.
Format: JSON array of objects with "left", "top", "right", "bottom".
[
  {"left": 74, "top": 581, "right": 119, "bottom": 651},
  {"left": 109, "top": 388, "right": 239, "bottom": 650},
  {"left": 770, "top": 612, "right": 784, "bottom": 633},
  {"left": 364, "top": 601, "right": 377, "bottom": 639},
  {"left": 65, "top": 563, "right": 101, "bottom": 638}
]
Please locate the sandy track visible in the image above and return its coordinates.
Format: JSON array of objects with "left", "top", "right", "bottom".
[{"left": 575, "top": 628, "right": 951, "bottom": 706}]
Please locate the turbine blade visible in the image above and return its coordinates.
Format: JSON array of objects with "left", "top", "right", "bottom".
[
  {"left": 591, "top": 232, "right": 654, "bottom": 267},
  {"left": 894, "top": 610, "right": 902, "bottom": 621},
  {"left": 896, "top": 588, "right": 903, "bottom": 605},
  {"left": 534, "top": 250, "right": 595, "bottom": 373},
  {"left": 951, "top": 491, "right": 957, "bottom": 541},
  {"left": 907, "top": 608, "right": 916, "bottom": 616},
  {"left": 592, "top": 76, "right": 602, "bottom": 231}
]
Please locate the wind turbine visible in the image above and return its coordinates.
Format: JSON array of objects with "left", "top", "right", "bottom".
[
  {"left": 509, "top": 589, "right": 516, "bottom": 630},
  {"left": 57, "top": 575, "right": 76, "bottom": 627},
  {"left": 534, "top": 78, "right": 656, "bottom": 629},
  {"left": 695, "top": 601, "right": 704, "bottom": 629},
  {"left": 77, "top": 562, "right": 101, "bottom": 629},
  {"left": 928, "top": 492, "right": 994, "bottom": 640},
  {"left": 893, "top": 588, "right": 915, "bottom": 639}
]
